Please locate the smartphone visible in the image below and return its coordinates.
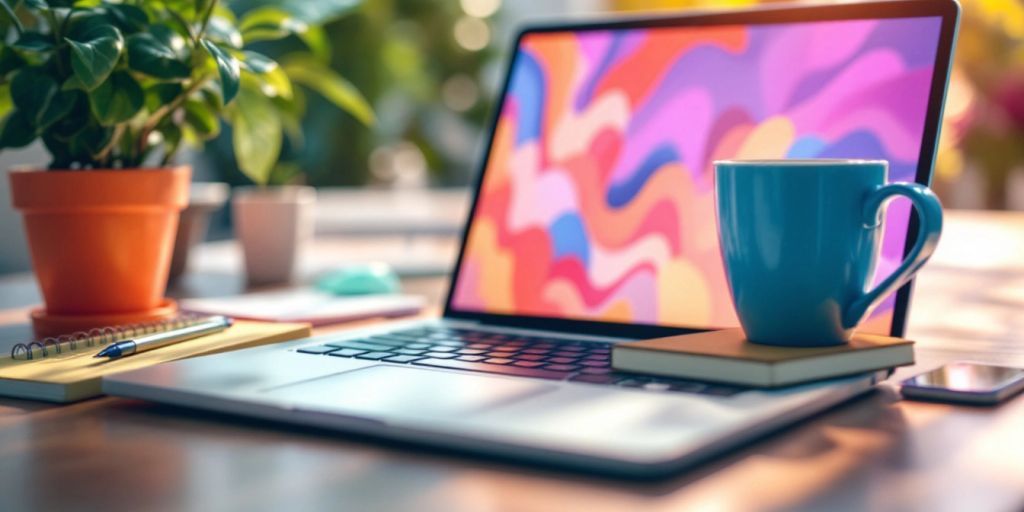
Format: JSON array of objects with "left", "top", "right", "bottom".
[{"left": 901, "top": 362, "right": 1024, "bottom": 405}]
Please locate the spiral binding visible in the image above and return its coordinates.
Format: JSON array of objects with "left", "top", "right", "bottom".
[{"left": 9, "top": 313, "right": 205, "bottom": 361}]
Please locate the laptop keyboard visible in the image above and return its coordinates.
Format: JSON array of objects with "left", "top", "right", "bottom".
[{"left": 296, "top": 326, "right": 745, "bottom": 397}]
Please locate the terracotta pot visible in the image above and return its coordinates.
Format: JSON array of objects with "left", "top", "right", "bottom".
[
  {"left": 232, "top": 185, "right": 315, "bottom": 285},
  {"left": 9, "top": 167, "right": 190, "bottom": 315}
]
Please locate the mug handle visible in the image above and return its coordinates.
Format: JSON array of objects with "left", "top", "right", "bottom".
[{"left": 842, "top": 183, "right": 943, "bottom": 329}]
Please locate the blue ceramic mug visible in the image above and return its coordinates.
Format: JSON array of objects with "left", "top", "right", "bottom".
[{"left": 714, "top": 159, "right": 943, "bottom": 346}]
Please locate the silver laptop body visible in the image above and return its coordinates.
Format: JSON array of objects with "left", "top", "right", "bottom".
[{"left": 104, "top": 1, "right": 959, "bottom": 477}]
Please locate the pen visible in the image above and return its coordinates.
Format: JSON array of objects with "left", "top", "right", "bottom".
[{"left": 95, "top": 316, "right": 234, "bottom": 359}]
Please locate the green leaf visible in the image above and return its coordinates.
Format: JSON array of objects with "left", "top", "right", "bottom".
[
  {"left": 104, "top": 3, "right": 148, "bottom": 34},
  {"left": 282, "top": 55, "right": 374, "bottom": 126},
  {"left": 144, "top": 83, "right": 183, "bottom": 112},
  {"left": 0, "top": 46, "right": 26, "bottom": 76},
  {"left": 297, "top": 25, "right": 330, "bottom": 62},
  {"left": 0, "top": 83, "right": 11, "bottom": 119},
  {"left": 88, "top": 71, "right": 143, "bottom": 125},
  {"left": 23, "top": 0, "right": 48, "bottom": 10},
  {"left": 183, "top": 99, "right": 219, "bottom": 139},
  {"left": 12, "top": 31, "right": 54, "bottom": 53},
  {"left": 1, "top": 0, "right": 24, "bottom": 35},
  {"left": 272, "top": 89, "right": 304, "bottom": 147},
  {"left": 206, "top": 15, "right": 243, "bottom": 49},
  {"left": 47, "top": 90, "right": 89, "bottom": 138},
  {"left": 66, "top": 123, "right": 112, "bottom": 160},
  {"left": 240, "top": 50, "right": 276, "bottom": 73},
  {"left": 11, "top": 67, "right": 61, "bottom": 126},
  {"left": 231, "top": 84, "right": 282, "bottom": 185},
  {"left": 0, "top": 110, "right": 36, "bottom": 149},
  {"left": 66, "top": 25, "right": 124, "bottom": 90},
  {"left": 239, "top": 7, "right": 302, "bottom": 39},
  {"left": 229, "top": 0, "right": 359, "bottom": 25},
  {"left": 127, "top": 32, "right": 190, "bottom": 79},
  {"left": 201, "top": 39, "right": 240, "bottom": 104},
  {"left": 240, "top": 52, "right": 291, "bottom": 100},
  {"left": 37, "top": 89, "right": 77, "bottom": 129}
]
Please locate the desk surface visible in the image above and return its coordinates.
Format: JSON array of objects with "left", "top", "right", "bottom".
[{"left": 1, "top": 210, "right": 1023, "bottom": 512}]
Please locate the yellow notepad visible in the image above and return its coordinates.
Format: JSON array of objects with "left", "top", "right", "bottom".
[{"left": 0, "top": 320, "right": 311, "bottom": 403}]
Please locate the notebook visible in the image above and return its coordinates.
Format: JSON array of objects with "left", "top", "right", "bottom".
[
  {"left": 181, "top": 289, "right": 425, "bottom": 326},
  {"left": 0, "top": 318, "right": 311, "bottom": 402},
  {"left": 612, "top": 328, "right": 914, "bottom": 388}
]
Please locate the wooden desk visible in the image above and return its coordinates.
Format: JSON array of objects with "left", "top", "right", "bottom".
[{"left": 1, "top": 210, "right": 1023, "bottom": 512}]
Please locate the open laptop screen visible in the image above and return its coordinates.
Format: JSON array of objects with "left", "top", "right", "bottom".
[{"left": 450, "top": 14, "right": 946, "bottom": 334}]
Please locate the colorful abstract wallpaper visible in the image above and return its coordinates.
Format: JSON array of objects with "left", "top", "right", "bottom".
[{"left": 451, "top": 17, "right": 943, "bottom": 333}]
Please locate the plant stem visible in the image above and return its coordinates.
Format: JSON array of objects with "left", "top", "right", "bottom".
[
  {"left": 0, "top": 0, "right": 23, "bottom": 37},
  {"left": 136, "top": 73, "right": 211, "bottom": 159},
  {"left": 196, "top": 0, "right": 218, "bottom": 40},
  {"left": 93, "top": 123, "right": 126, "bottom": 166},
  {"left": 44, "top": 8, "right": 69, "bottom": 77},
  {"left": 168, "top": 9, "right": 198, "bottom": 46}
]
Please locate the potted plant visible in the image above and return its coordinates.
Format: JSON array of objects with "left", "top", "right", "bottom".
[{"left": 1, "top": 0, "right": 372, "bottom": 335}]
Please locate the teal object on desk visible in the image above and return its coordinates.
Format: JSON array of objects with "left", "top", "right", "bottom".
[
  {"left": 316, "top": 264, "right": 401, "bottom": 295},
  {"left": 715, "top": 159, "right": 943, "bottom": 347}
]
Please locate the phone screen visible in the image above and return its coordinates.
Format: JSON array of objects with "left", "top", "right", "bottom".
[{"left": 903, "top": 362, "right": 1024, "bottom": 392}]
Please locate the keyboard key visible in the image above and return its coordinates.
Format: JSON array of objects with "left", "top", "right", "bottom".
[
  {"left": 406, "top": 343, "right": 432, "bottom": 350},
  {"left": 546, "top": 356, "right": 578, "bottom": 364},
  {"left": 297, "top": 345, "right": 337, "bottom": 355},
  {"left": 484, "top": 358, "right": 513, "bottom": 365},
  {"left": 412, "top": 358, "right": 571, "bottom": 380},
  {"left": 557, "top": 345, "right": 585, "bottom": 352},
  {"left": 542, "top": 364, "right": 580, "bottom": 372},
  {"left": 355, "top": 351, "right": 395, "bottom": 360},
  {"left": 433, "top": 340, "right": 466, "bottom": 347},
  {"left": 424, "top": 352, "right": 457, "bottom": 359},
  {"left": 396, "top": 348, "right": 426, "bottom": 355},
  {"left": 367, "top": 336, "right": 414, "bottom": 346},
  {"left": 551, "top": 352, "right": 583, "bottom": 359},
  {"left": 513, "top": 361, "right": 545, "bottom": 368},
  {"left": 516, "top": 354, "right": 546, "bottom": 361},
  {"left": 520, "top": 348, "right": 550, "bottom": 355},
  {"left": 580, "top": 360, "right": 609, "bottom": 367},
  {"left": 383, "top": 354, "right": 424, "bottom": 364},
  {"left": 486, "top": 351, "right": 516, "bottom": 358},
  {"left": 334, "top": 341, "right": 395, "bottom": 352},
  {"left": 456, "top": 355, "right": 486, "bottom": 362},
  {"left": 387, "top": 329, "right": 428, "bottom": 337},
  {"left": 428, "top": 345, "right": 459, "bottom": 353},
  {"left": 467, "top": 343, "right": 493, "bottom": 349},
  {"left": 328, "top": 348, "right": 367, "bottom": 358}
]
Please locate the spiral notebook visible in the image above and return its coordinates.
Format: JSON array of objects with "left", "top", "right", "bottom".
[{"left": 0, "top": 316, "right": 311, "bottom": 403}]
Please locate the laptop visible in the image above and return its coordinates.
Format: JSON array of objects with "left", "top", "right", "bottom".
[{"left": 105, "top": 0, "right": 961, "bottom": 477}]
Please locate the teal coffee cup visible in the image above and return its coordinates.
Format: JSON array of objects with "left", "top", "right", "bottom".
[{"left": 714, "top": 159, "right": 943, "bottom": 347}]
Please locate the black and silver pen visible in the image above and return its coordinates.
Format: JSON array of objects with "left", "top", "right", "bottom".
[{"left": 95, "top": 315, "right": 234, "bottom": 359}]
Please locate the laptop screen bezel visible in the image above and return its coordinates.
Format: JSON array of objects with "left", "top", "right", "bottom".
[{"left": 442, "top": 0, "right": 961, "bottom": 340}]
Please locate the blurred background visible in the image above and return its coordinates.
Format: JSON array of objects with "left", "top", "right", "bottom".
[{"left": 1, "top": 0, "right": 1022, "bottom": 275}]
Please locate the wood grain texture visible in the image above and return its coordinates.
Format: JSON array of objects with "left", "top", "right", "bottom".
[{"left": 1, "top": 211, "right": 1023, "bottom": 512}]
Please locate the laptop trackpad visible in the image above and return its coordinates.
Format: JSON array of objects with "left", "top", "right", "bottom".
[{"left": 263, "top": 365, "right": 556, "bottom": 419}]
